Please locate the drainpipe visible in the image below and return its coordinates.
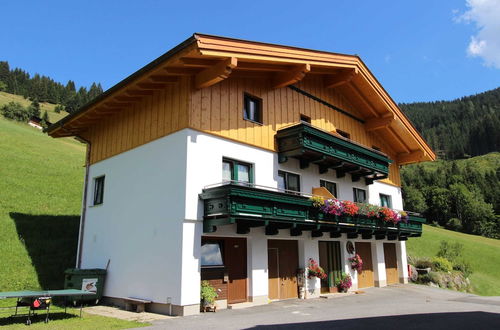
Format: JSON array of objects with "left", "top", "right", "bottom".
[{"left": 67, "top": 129, "right": 91, "bottom": 269}]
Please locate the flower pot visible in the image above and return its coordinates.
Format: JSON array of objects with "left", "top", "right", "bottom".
[
  {"left": 416, "top": 267, "right": 431, "bottom": 275},
  {"left": 329, "top": 286, "right": 338, "bottom": 293},
  {"left": 338, "top": 286, "right": 348, "bottom": 293}
]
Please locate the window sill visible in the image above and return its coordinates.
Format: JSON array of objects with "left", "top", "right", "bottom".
[
  {"left": 243, "top": 118, "right": 263, "bottom": 126},
  {"left": 89, "top": 204, "right": 103, "bottom": 208}
]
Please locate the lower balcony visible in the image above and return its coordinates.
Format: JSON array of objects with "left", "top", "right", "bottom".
[{"left": 199, "top": 183, "right": 425, "bottom": 240}]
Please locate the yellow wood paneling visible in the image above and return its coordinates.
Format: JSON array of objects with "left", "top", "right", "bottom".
[
  {"left": 189, "top": 76, "right": 401, "bottom": 186},
  {"left": 88, "top": 77, "right": 190, "bottom": 164}
]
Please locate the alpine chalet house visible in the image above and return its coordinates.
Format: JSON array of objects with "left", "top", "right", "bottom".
[{"left": 47, "top": 34, "right": 435, "bottom": 316}]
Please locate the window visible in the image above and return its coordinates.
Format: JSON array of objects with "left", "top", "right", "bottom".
[
  {"left": 222, "top": 158, "right": 253, "bottom": 184},
  {"left": 201, "top": 240, "right": 224, "bottom": 267},
  {"left": 243, "top": 93, "right": 262, "bottom": 124},
  {"left": 337, "top": 129, "right": 350, "bottom": 139},
  {"left": 93, "top": 176, "right": 105, "bottom": 205},
  {"left": 380, "top": 194, "right": 392, "bottom": 208},
  {"left": 300, "top": 114, "right": 311, "bottom": 123},
  {"left": 353, "top": 188, "right": 366, "bottom": 203},
  {"left": 320, "top": 180, "right": 337, "bottom": 198},
  {"left": 278, "top": 171, "right": 300, "bottom": 192}
]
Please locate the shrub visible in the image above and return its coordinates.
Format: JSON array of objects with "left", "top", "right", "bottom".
[
  {"left": 432, "top": 256, "right": 453, "bottom": 272},
  {"left": 416, "top": 273, "right": 431, "bottom": 284},
  {"left": 200, "top": 281, "right": 218, "bottom": 304},
  {"left": 446, "top": 218, "right": 463, "bottom": 231},
  {"left": 1, "top": 102, "right": 29, "bottom": 122},
  {"left": 437, "top": 241, "right": 464, "bottom": 262},
  {"left": 414, "top": 258, "right": 433, "bottom": 269},
  {"left": 453, "top": 260, "right": 473, "bottom": 278}
]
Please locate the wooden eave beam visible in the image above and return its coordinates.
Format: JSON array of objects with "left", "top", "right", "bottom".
[
  {"left": 272, "top": 63, "right": 310, "bottom": 89},
  {"left": 162, "top": 67, "right": 200, "bottom": 76},
  {"left": 365, "top": 115, "right": 394, "bottom": 132},
  {"left": 148, "top": 75, "right": 181, "bottom": 82},
  {"left": 195, "top": 57, "right": 238, "bottom": 89},
  {"left": 236, "top": 62, "right": 290, "bottom": 72},
  {"left": 324, "top": 69, "right": 357, "bottom": 89},
  {"left": 104, "top": 101, "right": 133, "bottom": 107},
  {"left": 345, "top": 83, "right": 379, "bottom": 117},
  {"left": 397, "top": 150, "right": 425, "bottom": 165},
  {"left": 114, "top": 95, "right": 142, "bottom": 102},
  {"left": 385, "top": 127, "right": 411, "bottom": 154}
]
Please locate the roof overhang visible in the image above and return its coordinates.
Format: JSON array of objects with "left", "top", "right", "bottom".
[{"left": 47, "top": 33, "right": 435, "bottom": 164}]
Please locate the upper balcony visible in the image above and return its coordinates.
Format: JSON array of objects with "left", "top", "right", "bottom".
[
  {"left": 199, "top": 182, "right": 425, "bottom": 240},
  {"left": 276, "top": 123, "right": 392, "bottom": 185}
]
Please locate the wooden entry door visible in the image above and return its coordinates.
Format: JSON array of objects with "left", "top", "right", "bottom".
[
  {"left": 355, "top": 242, "right": 374, "bottom": 288},
  {"left": 319, "top": 241, "right": 342, "bottom": 292},
  {"left": 384, "top": 243, "right": 399, "bottom": 285},
  {"left": 267, "top": 240, "right": 298, "bottom": 300},
  {"left": 225, "top": 237, "right": 247, "bottom": 304}
]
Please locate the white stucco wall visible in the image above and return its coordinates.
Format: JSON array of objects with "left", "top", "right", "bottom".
[{"left": 81, "top": 129, "right": 189, "bottom": 306}]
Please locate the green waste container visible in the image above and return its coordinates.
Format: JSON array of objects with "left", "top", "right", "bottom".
[{"left": 64, "top": 268, "right": 107, "bottom": 304}]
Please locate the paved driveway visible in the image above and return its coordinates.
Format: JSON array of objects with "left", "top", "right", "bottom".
[{"left": 139, "top": 284, "right": 500, "bottom": 330}]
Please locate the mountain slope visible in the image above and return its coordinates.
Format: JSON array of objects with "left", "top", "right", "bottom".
[
  {"left": 400, "top": 87, "right": 500, "bottom": 159},
  {"left": 407, "top": 224, "right": 500, "bottom": 296}
]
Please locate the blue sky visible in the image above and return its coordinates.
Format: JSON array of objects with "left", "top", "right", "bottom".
[{"left": 1, "top": 0, "right": 499, "bottom": 103}]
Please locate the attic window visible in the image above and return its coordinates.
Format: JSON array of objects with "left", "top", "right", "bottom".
[
  {"left": 243, "top": 93, "right": 262, "bottom": 124},
  {"left": 93, "top": 176, "right": 105, "bottom": 206},
  {"left": 300, "top": 114, "right": 311, "bottom": 123},
  {"left": 337, "top": 129, "right": 350, "bottom": 139}
]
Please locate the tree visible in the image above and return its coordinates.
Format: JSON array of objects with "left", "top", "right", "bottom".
[
  {"left": 28, "top": 99, "right": 41, "bottom": 118},
  {"left": 41, "top": 110, "right": 49, "bottom": 128},
  {"left": 403, "top": 186, "right": 427, "bottom": 213},
  {"left": 0, "top": 81, "right": 7, "bottom": 91}
]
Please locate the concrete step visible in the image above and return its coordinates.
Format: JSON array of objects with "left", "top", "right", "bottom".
[{"left": 227, "top": 302, "right": 256, "bottom": 310}]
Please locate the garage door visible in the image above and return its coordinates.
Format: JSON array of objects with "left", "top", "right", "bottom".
[{"left": 355, "top": 242, "right": 374, "bottom": 288}]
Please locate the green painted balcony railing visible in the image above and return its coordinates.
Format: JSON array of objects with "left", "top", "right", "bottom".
[
  {"left": 276, "top": 123, "right": 392, "bottom": 184},
  {"left": 199, "top": 183, "right": 425, "bottom": 240}
]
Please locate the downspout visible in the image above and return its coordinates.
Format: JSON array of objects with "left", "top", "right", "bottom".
[{"left": 68, "top": 129, "right": 91, "bottom": 268}]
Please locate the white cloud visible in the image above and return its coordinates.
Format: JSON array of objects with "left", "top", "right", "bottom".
[{"left": 456, "top": 0, "right": 500, "bottom": 68}]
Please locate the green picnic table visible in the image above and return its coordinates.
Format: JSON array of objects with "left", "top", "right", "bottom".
[{"left": 0, "top": 289, "right": 95, "bottom": 325}]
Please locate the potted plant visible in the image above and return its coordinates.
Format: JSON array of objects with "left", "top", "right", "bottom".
[
  {"left": 348, "top": 254, "right": 363, "bottom": 273},
  {"left": 200, "top": 281, "right": 218, "bottom": 312},
  {"left": 335, "top": 273, "right": 352, "bottom": 293},
  {"left": 306, "top": 258, "right": 327, "bottom": 280}
]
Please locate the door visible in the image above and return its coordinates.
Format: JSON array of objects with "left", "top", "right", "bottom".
[
  {"left": 384, "top": 243, "right": 399, "bottom": 285},
  {"left": 319, "top": 241, "right": 342, "bottom": 292},
  {"left": 355, "top": 242, "right": 374, "bottom": 288},
  {"left": 267, "top": 240, "right": 298, "bottom": 300},
  {"left": 225, "top": 237, "right": 247, "bottom": 304}
]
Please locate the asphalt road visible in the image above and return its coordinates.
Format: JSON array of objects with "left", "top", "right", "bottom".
[{"left": 138, "top": 284, "right": 500, "bottom": 330}]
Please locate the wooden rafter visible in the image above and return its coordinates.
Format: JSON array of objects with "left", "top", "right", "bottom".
[
  {"left": 365, "top": 114, "right": 394, "bottom": 132},
  {"left": 114, "top": 95, "right": 142, "bottom": 102},
  {"left": 236, "top": 62, "right": 290, "bottom": 72},
  {"left": 397, "top": 150, "right": 425, "bottom": 165},
  {"left": 148, "top": 75, "right": 181, "bottom": 82},
  {"left": 162, "top": 67, "right": 200, "bottom": 75},
  {"left": 195, "top": 57, "right": 237, "bottom": 89},
  {"left": 272, "top": 64, "right": 310, "bottom": 89},
  {"left": 125, "top": 89, "right": 154, "bottom": 96},
  {"left": 385, "top": 127, "right": 411, "bottom": 154},
  {"left": 137, "top": 83, "right": 169, "bottom": 90},
  {"left": 180, "top": 57, "right": 219, "bottom": 67},
  {"left": 324, "top": 69, "right": 357, "bottom": 89},
  {"left": 345, "top": 83, "right": 379, "bottom": 117}
]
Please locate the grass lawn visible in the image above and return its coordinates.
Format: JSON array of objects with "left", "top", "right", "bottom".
[
  {"left": 407, "top": 224, "right": 500, "bottom": 296},
  {"left": 0, "top": 91, "right": 70, "bottom": 122},
  {"left": 0, "top": 306, "right": 148, "bottom": 329},
  {"left": 0, "top": 117, "right": 147, "bottom": 327}
]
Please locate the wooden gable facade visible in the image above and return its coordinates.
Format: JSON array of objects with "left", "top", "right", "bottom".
[{"left": 48, "top": 34, "right": 435, "bottom": 187}]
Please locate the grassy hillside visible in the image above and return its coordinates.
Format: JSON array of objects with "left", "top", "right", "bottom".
[
  {"left": 407, "top": 224, "right": 500, "bottom": 296},
  {"left": 0, "top": 91, "right": 69, "bottom": 122}
]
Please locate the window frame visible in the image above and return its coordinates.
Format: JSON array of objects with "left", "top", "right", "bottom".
[
  {"left": 243, "top": 93, "right": 263, "bottom": 125},
  {"left": 93, "top": 175, "right": 105, "bottom": 206},
  {"left": 353, "top": 187, "right": 367, "bottom": 203},
  {"left": 222, "top": 158, "right": 254, "bottom": 184},
  {"left": 379, "top": 193, "right": 392, "bottom": 208},
  {"left": 200, "top": 239, "right": 225, "bottom": 268},
  {"left": 320, "top": 179, "right": 338, "bottom": 198},
  {"left": 278, "top": 170, "right": 301, "bottom": 193}
]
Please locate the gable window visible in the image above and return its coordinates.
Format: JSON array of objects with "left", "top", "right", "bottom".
[
  {"left": 243, "top": 93, "right": 262, "bottom": 124},
  {"left": 320, "top": 180, "right": 337, "bottom": 198},
  {"left": 278, "top": 171, "right": 300, "bottom": 192},
  {"left": 223, "top": 158, "right": 253, "bottom": 184},
  {"left": 300, "top": 114, "right": 311, "bottom": 123},
  {"left": 337, "top": 129, "right": 350, "bottom": 139},
  {"left": 201, "top": 240, "right": 224, "bottom": 267},
  {"left": 93, "top": 176, "right": 105, "bottom": 206},
  {"left": 380, "top": 194, "right": 392, "bottom": 208},
  {"left": 353, "top": 188, "right": 366, "bottom": 203}
]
